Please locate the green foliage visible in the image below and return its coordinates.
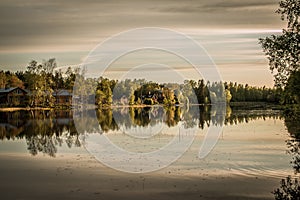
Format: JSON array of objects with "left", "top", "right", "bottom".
[
  {"left": 264, "top": 3, "right": 300, "bottom": 198},
  {"left": 95, "top": 77, "right": 113, "bottom": 106},
  {"left": 0, "top": 58, "right": 288, "bottom": 107},
  {"left": 284, "top": 71, "right": 300, "bottom": 104},
  {"left": 273, "top": 176, "right": 300, "bottom": 200},
  {"left": 0, "top": 71, "right": 24, "bottom": 89},
  {"left": 226, "top": 82, "right": 281, "bottom": 103},
  {"left": 277, "top": 0, "right": 300, "bottom": 32},
  {"left": 259, "top": 0, "right": 300, "bottom": 87},
  {"left": 181, "top": 80, "right": 209, "bottom": 104},
  {"left": 129, "top": 90, "right": 135, "bottom": 105},
  {"left": 24, "top": 59, "right": 59, "bottom": 107},
  {"left": 0, "top": 71, "right": 6, "bottom": 88},
  {"left": 112, "top": 79, "right": 140, "bottom": 105},
  {"left": 225, "top": 89, "right": 232, "bottom": 103}
]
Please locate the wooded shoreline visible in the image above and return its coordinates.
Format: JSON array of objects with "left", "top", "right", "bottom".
[{"left": 0, "top": 102, "right": 285, "bottom": 112}]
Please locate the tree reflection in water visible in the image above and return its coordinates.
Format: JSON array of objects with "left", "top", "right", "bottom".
[
  {"left": 0, "top": 106, "right": 282, "bottom": 157},
  {"left": 0, "top": 110, "right": 79, "bottom": 157},
  {"left": 273, "top": 106, "right": 300, "bottom": 200}
]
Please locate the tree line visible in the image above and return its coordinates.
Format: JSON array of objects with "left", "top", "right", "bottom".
[
  {"left": 0, "top": 59, "right": 79, "bottom": 107},
  {"left": 0, "top": 59, "right": 293, "bottom": 107}
]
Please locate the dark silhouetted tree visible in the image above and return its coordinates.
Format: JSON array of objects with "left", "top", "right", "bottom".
[{"left": 259, "top": 0, "right": 300, "bottom": 87}]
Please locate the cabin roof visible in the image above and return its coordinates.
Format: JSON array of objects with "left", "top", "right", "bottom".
[
  {"left": 0, "top": 87, "right": 27, "bottom": 94},
  {"left": 53, "top": 89, "right": 72, "bottom": 97}
]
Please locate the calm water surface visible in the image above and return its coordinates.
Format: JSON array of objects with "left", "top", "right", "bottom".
[{"left": 0, "top": 106, "right": 296, "bottom": 178}]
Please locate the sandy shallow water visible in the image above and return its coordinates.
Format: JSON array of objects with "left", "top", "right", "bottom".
[{"left": 0, "top": 152, "right": 286, "bottom": 200}]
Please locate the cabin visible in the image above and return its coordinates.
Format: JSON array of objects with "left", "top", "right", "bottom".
[
  {"left": 141, "top": 90, "right": 165, "bottom": 104},
  {"left": 53, "top": 89, "right": 72, "bottom": 105},
  {"left": 0, "top": 87, "right": 27, "bottom": 106}
]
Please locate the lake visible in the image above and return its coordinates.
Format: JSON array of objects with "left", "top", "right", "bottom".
[{"left": 0, "top": 106, "right": 299, "bottom": 199}]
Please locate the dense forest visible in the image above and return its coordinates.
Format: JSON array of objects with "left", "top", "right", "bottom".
[{"left": 0, "top": 58, "right": 293, "bottom": 108}]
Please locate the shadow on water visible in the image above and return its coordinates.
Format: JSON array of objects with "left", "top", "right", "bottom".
[
  {"left": 273, "top": 106, "right": 300, "bottom": 200},
  {"left": 0, "top": 105, "right": 282, "bottom": 158}
]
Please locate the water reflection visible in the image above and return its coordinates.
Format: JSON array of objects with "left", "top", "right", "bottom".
[
  {"left": 0, "top": 106, "right": 282, "bottom": 157},
  {"left": 0, "top": 110, "right": 79, "bottom": 157},
  {"left": 284, "top": 107, "right": 300, "bottom": 174},
  {"left": 273, "top": 106, "right": 300, "bottom": 199}
]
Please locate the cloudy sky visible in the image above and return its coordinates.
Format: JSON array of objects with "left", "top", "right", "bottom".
[{"left": 0, "top": 0, "right": 285, "bottom": 86}]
